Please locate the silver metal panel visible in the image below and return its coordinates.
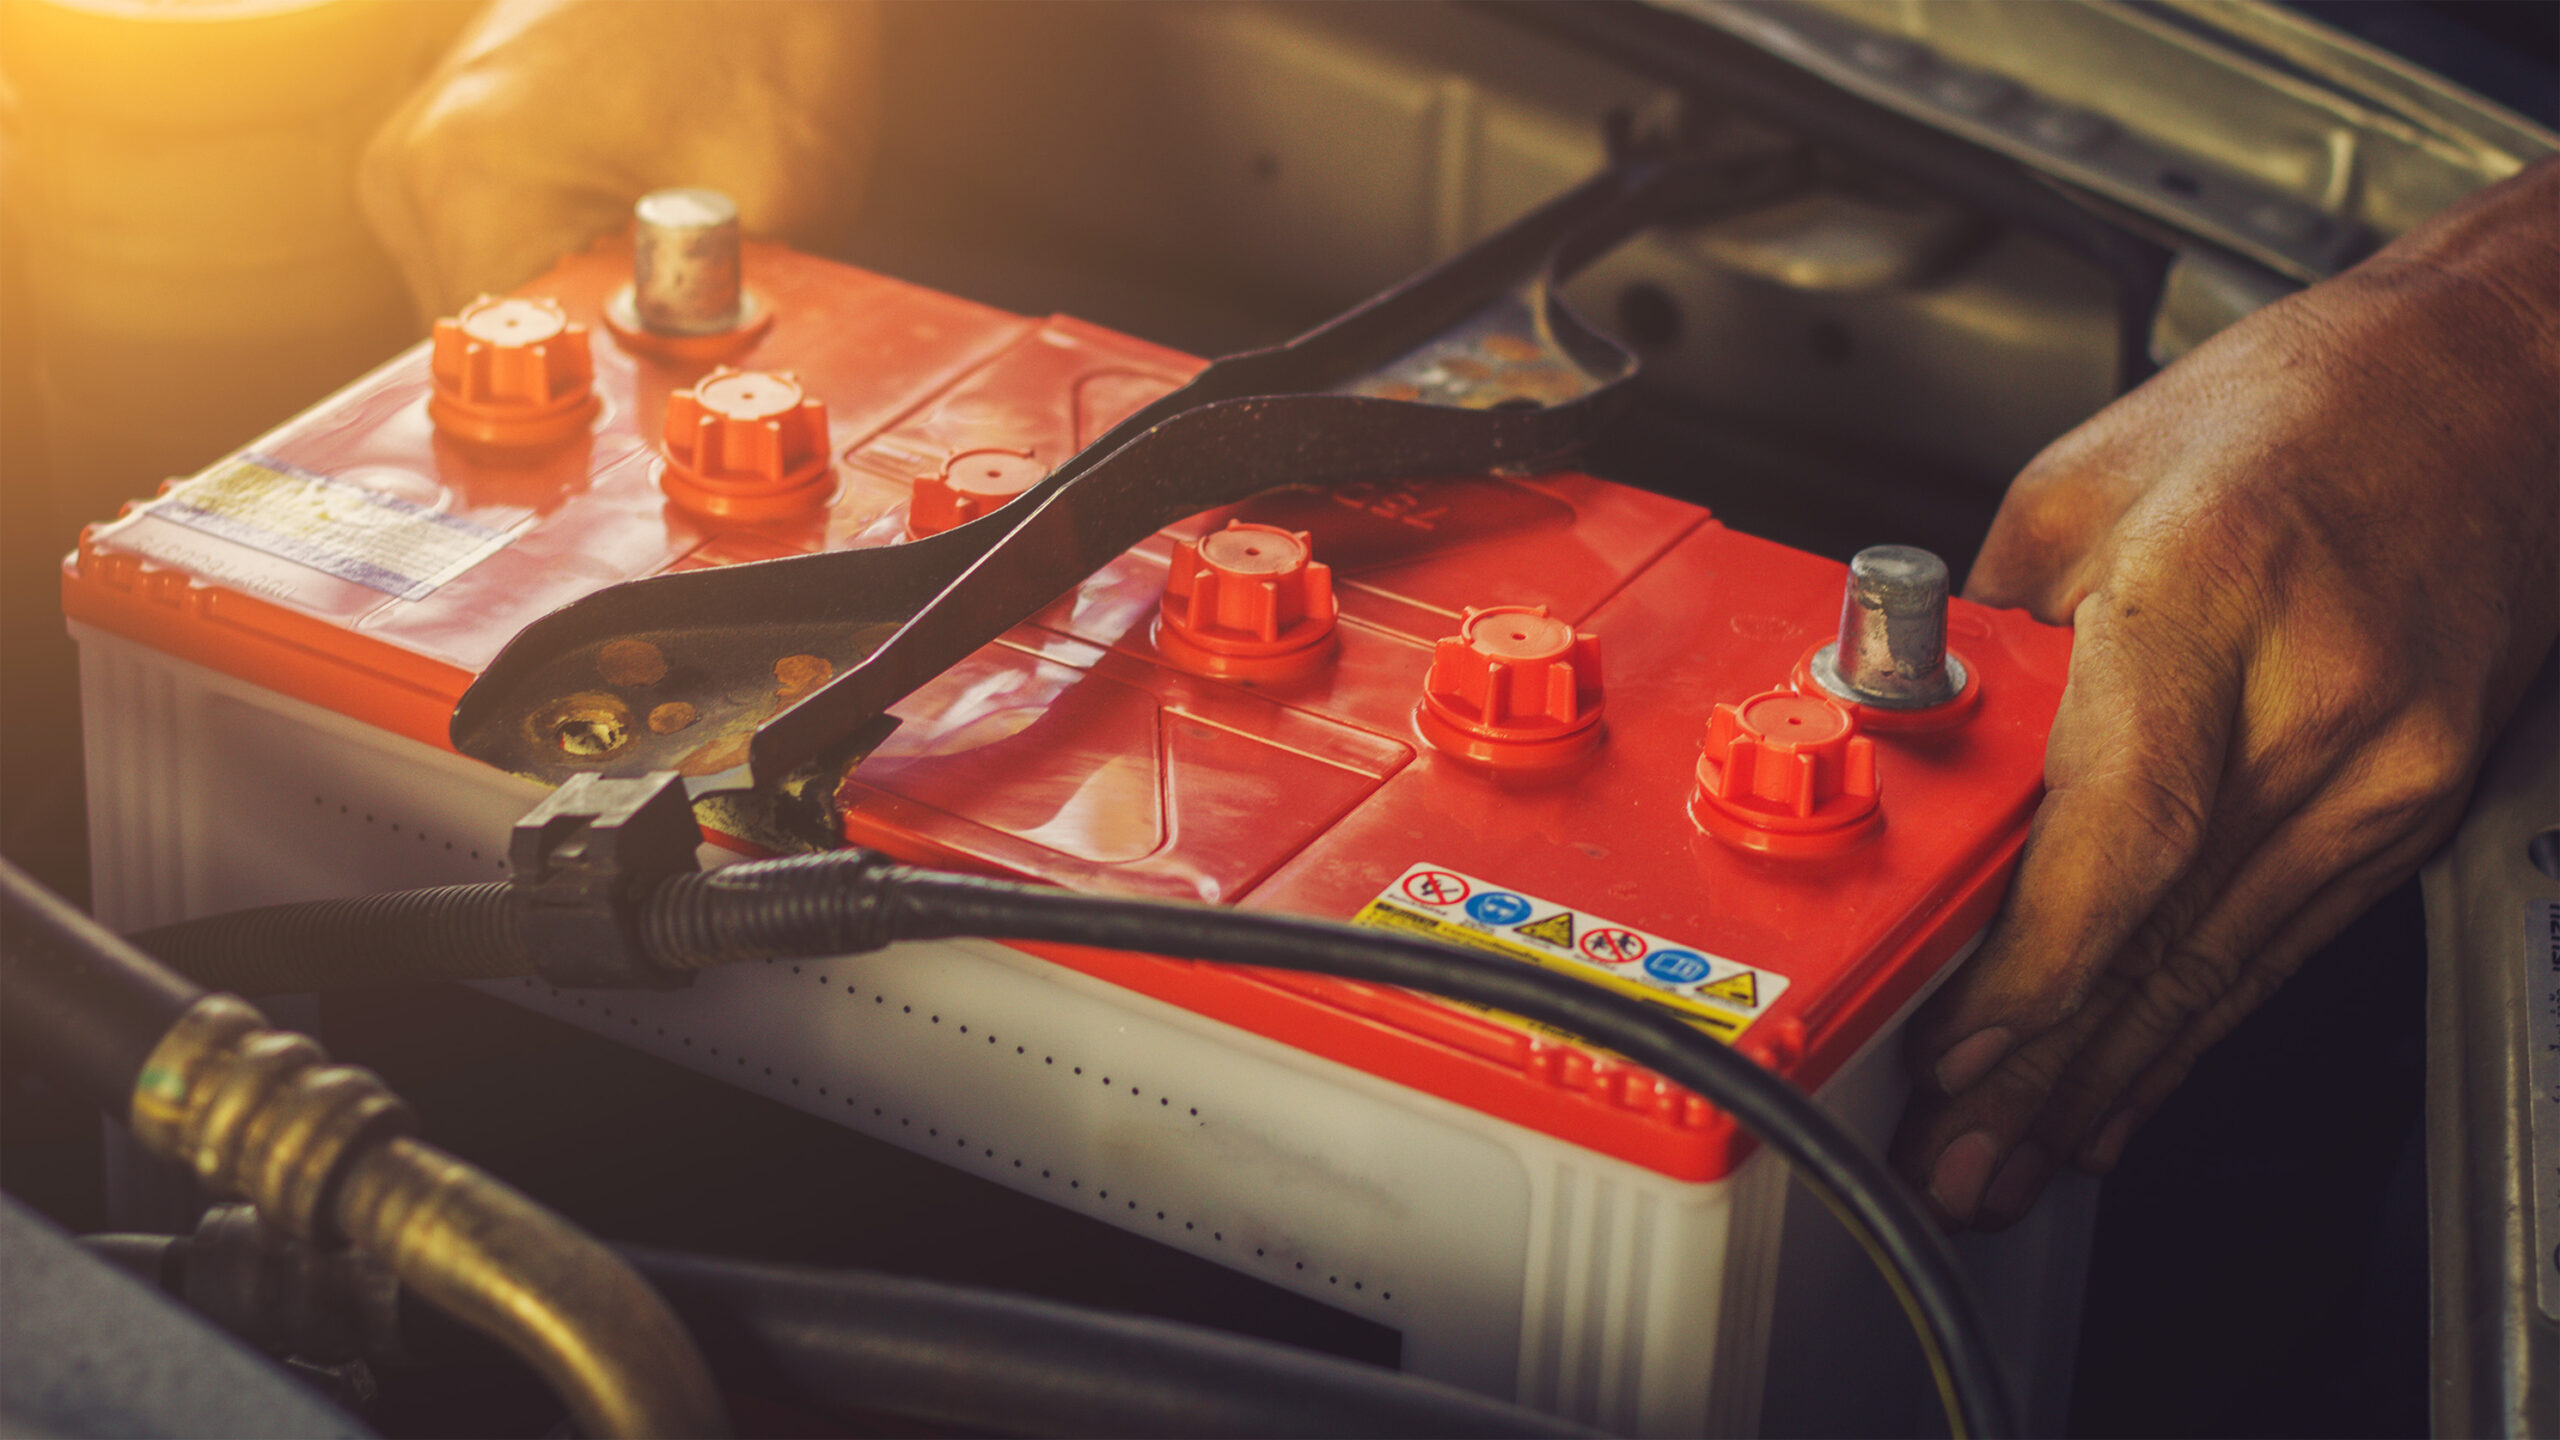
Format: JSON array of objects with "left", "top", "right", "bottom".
[{"left": 2422, "top": 658, "right": 2560, "bottom": 1438}]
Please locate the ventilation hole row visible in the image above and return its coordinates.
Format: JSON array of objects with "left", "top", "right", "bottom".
[
  {"left": 847, "top": 976, "right": 1207, "bottom": 1120},
  {"left": 515, "top": 979, "right": 1390, "bottom": 1304},
  {"left": 311, "top": 793, "right": 505, "bottom": 870}
]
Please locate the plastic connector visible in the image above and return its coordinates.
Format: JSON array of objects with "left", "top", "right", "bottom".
[
  {"left": 1153, "top": 521, "right": 1338, "bottom": 682},
  {"left": 1414, "top": 604, "right": 1604, "bottom": 769},
  {"left": 509, "top": 771, "right": 702, "bottom": 989},
  {"left": 1690, "top": 690, "right": 1881, "bottom": 856},
  {"left": 907, "top": 447, "right": 1046, "bottom": 538},
  {"left": 657, "top": 368, "right": 834, "bottom": 521},
  {"left": 428, "top": 296, "right": 599, "bottom": 448}
]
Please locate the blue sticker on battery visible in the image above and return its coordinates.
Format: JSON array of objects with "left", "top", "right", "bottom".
[{"left": 1643, "top": 949, "right": 1713, "bottom": 986}]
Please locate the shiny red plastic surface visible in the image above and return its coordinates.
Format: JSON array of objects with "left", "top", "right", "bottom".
[{"left": 64, "top": 236, "right": 2071, "bottom": 1180}]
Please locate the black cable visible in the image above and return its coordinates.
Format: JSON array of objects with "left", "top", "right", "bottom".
[
  {"left": 128, "top": 849, "right": 2020, "bottom": 1435},
  {"left": 626, "top": 1247, "right": 1597, "bottom": 1439},
  {"left": 0, "top": 854, "right": 203, "bottom": 1111},
  {"left": 131, "top": 880, "right": 525, "bottom": 996},
  {"left": 871, "top": 869, "right": 2019, "bottom": 1440}
]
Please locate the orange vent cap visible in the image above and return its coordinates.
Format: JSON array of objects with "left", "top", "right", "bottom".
[
  {"left": 1154, "top": 521, "right": 1337, "bottom": 682},
  {"left": 908, "top": 447, "right": 1046, "bottom": 538},
  {"left": 1414, "top": 604, "right": 1603, "bottom": 769},
  {"left": 1691, "top": 689, "right": 1881, "bottom": 856},
  {"left": 658, "top": 368, "right": 834, "bottom": 521},
  {"left": 428, "top": 296, "right": 598, "bottom": 447}
]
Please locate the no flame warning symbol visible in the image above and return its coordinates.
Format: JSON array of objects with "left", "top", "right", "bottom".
[{"left": 1401, "top": 870, "right": 1471, "bottom": 907}]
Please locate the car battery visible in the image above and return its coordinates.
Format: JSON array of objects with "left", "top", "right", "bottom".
[{"left": 66, "top": 228, "right": 2088, "bottom": 1437}]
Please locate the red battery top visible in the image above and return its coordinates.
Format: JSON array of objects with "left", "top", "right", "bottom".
[{"left": 64, "top": 237, "right": 2070, "bottom": 1181}]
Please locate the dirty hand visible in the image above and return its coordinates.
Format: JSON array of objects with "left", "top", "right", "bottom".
[
  {"left": 359, "top": 0, "right": 883, "bottom": 326},
  {"left": 1893, "top": 158, "right": 2560, "bottom": 1229}
]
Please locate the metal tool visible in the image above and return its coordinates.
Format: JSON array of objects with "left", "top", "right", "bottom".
[{"left": 452, "top": 137, "right": 1799, "bottom": 803}]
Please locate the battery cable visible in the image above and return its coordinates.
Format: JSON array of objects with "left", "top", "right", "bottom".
[{"left": 134, "top": 846, "right": 2020, "bottom": 1438}]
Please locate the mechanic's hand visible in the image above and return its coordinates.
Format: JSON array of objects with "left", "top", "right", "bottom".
[
  {"left": 1894, "top": 158, "right": 2560, "bottom": 1229},
  {"left": 359, "top": 0, "right": 883, "bottom": 326}
]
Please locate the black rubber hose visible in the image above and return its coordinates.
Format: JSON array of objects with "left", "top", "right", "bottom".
[
  {"left": 626, "top": 1247, "right": 1596, "bottom": 1439},
  {"left": 78, "top": 1225, "right": 1592, "bottom": 1438},
  {"left": 0, "top": 855, "right": 203, "bottom": 1110},
  {"left": 131, "top": 882, "right": 527, "bottom": 996},
  {"left": 76, "top": 1232, "right": 191, "bottom": 1294}
]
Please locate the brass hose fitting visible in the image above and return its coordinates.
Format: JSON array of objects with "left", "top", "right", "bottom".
[
  {"left": 335, "top": 1137, "right": 725, "bottom": 1440},
  {"left": 129, "top": 996, "right": 414, "bottom": 1242},
  {"left": 126, "top": 994, "right": 726, "bottom": 1438}
]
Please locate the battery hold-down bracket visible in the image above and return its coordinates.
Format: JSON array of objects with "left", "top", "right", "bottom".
[
  {"left": 509, "top": 771, "right": 701, "bottom": 989},
  {"left": 450, "top": 131, "right": 1805, "bottom": 809}
]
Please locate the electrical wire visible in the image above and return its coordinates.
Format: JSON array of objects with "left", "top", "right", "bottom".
[
  {"left": 871, "top": 867, "right": 2017, "bottom": 1439},
  {"left": 134, "top": 848, "right": 2020, "bottom": 1437}
]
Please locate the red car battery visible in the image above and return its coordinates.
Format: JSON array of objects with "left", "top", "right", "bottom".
[{"left": 65, "top": 229, "right": 2082, "bottom": 1436}]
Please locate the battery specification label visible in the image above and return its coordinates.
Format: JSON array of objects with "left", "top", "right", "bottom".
[
  {"left": 2531, "top": 900, "right": 2560, "bottom": 1320},
  {"left": 134, "top": 453, "right": 520, "bottom": 601},
  {"left": 1353, "top": 862, "right": 1786, "bottom": 1043}
]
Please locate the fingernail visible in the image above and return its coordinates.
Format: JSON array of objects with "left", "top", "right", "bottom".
[
  {"left": 2080, "top": 1110, "right": 2137, "bottom": 1173},
  {"left": 1982, "top": 1141, "right": 2050, "bottom": 1223},
  {"left": 1933, "top": 1027, "right": 2013, "bottom": 1094},
  {"left": 1927, "top": 1131, "right": 2002, "bottom": 1221}
]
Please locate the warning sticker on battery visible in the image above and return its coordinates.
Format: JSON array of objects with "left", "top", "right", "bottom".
[
  {"left": 140, "top": 453, "right": 518, "bottom": 601},
  {"left": 1353, "top": 863, "right": 1786, "bottom": 1043}
]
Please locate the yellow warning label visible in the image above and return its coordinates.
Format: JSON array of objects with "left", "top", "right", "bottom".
[
  {"left": 1699, "top": 971, "right": 1759, "bottom": 1009},
  {"left": 1513, "top": 911, "right": 1575, "bottom": 949},
  {"left": 1350, "top": 862, "right": 1788, "bottom": 1047}
]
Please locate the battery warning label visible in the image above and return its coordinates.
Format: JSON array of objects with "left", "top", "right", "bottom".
[
  {"left": 1354, "top": 861, "right": 1786, "bottom": 1043},
  {"left": 134, "top": 453, "right": 520, "bottom": 601}
]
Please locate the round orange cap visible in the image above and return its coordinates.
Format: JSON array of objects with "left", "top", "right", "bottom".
[
  {"left": 658, "top": 368, "right": 834, "bottom": 521},
  {"left": 1153, "top": 521, "right": 1337, "bottom": 682},
  {"left": 428, "top": 296, "right": 599, "bottom": 447},
  {"left": 908, "top": 448, "right": 1047, "bottom": 538},
  {"left": 1414, "top": 604, "right": 1604, "bottom": 769},
  {"left": 1691, "top": 689, "right": 1881, "bottom": 856}
]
